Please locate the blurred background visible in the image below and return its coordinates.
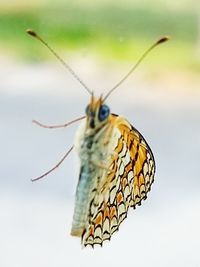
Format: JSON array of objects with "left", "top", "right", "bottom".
[{"left": 0, "top": 0, "right": 200, "bottom": 266}]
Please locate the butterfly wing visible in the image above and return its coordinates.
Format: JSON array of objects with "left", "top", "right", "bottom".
[{"left": 82, "top": 114, "right": 156, "bottom": 247}]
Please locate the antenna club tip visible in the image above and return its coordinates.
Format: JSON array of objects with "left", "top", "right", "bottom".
[
  {"left": 26, "top": 29, "right": 37, "bottom": 37},
  {"left": 157, "top": 36, "right": 171, "bottom": 45}
]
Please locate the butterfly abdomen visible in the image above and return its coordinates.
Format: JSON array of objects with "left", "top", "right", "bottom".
[{"left": 71, "top": 164, "right": 96, "bottom": 237}]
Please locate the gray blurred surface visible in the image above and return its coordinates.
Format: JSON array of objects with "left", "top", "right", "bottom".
[{"left": 0, "top": 61, "right": 200, "bottom": 267}]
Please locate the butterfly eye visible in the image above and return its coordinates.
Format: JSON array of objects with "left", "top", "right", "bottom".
[{"left": 98, "top": 105, "right": 110, "bottom": 121}]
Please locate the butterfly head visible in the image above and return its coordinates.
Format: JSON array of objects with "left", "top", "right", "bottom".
[{"left": 85, "top": 95, "right": 110, "bottom": 130}]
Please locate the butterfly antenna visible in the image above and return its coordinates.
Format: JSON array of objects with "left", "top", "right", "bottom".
[
  {"left": 103, "top": 36, "right": 170, "bottom": 101},
  {"left": 26, "top": 29, "right": 92, "bottom": 95}
]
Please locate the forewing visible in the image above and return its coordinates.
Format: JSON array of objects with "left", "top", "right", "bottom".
[{"left": 82, "top": 115, "right": 155, "bottom": 247}]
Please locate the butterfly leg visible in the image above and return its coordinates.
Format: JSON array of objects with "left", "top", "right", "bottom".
[
  {"left": 31, "top": 145, "right": 74, "bottom": 182},
  {"left": 90, "top": 160, "right": 115, "bottom": 173},
  {"left": 94, "top": 153, "right": 119, "bottom": 193}
]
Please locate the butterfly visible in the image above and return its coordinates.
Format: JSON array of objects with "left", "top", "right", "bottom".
[
  {"left": 27, "top": 29, "right": 169, "bottom": 247},
  {"left": 70, "top": 95, "right": 155, "bottom": 246}
]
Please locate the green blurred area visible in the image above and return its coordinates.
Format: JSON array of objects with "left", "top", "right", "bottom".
[{"left": 0, "top": 1, "right": 199, "bottom": 71}]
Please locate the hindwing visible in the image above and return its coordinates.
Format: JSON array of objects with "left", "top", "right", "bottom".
[{"left": 81, "top": 115, "right": 155, "bottom": 246}]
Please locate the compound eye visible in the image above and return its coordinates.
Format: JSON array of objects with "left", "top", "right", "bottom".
[{"left": 98, "top": 104, "right": 110, "bottom": 121}]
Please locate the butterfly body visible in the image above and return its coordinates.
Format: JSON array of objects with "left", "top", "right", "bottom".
[
  {"left": 71, "top": 96, "right": 155, "bottom": 246},
  {"left": 71, "top": 96, "right": 114, "bottom": 237}
]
